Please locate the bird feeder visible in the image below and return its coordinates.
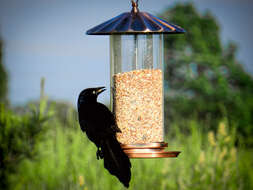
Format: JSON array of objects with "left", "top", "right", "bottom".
[{"left": 86, "top": 0, "right": 185, "bottom": 158}]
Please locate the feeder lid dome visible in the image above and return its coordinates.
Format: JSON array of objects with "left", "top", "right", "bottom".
[{"left": 86, "top": 1, "right": 185, "bottom": 35}]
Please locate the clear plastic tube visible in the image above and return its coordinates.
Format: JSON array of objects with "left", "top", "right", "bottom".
[{"left": 110, "top": 34, "right": 164, "bottom": 144}]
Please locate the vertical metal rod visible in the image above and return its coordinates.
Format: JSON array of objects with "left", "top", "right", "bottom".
[
  {"left": 133, "top": 34, "right": 138, "bottom": 70},
  {"left": 159, "top": 34, "right": 164, "bottom": 69},
  {"left": 146, "top": 35, "right": 153, "bottom": 69},
  {"left": 159, "top": 34, "right": 165, "bottom": 140},
  {"left": 109, "top": 36, "right": 114, "bottom": 112}
]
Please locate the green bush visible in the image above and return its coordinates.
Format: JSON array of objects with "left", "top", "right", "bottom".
[
  {"left": 0, "top": 36, "right": 8, "bottom": 104},
  {"left": 8, "top": 115, "right": 252, "bottom": 190},
  {"left": 161, "top": 3, "right": 253, "bottom": 145},
  {"left": 0, "top": 97, "right": 52, "bottom": 189}
]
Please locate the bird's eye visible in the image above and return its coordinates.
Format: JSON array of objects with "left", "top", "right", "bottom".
[{"left": 92, "top": 90, "right": 96, "bottom": 94}]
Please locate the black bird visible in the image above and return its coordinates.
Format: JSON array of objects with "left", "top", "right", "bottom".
[{"left": 77, "top": 87, "right": 131, "bottom": 188}]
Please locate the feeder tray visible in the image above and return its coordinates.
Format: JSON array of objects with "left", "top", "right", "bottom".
[{"left": 121, "top": 142, "right": 181, "bottom": 158}]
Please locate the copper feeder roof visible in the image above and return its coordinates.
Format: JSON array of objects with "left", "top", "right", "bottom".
[{"left": 86, "top": 0, "right": 185, "bottom": 35}]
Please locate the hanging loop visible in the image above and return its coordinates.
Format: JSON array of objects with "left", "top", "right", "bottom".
[
  {"left": 131, "top": 0, "right": 139, "bottom": 5},
  {"left": 131, "top": 0, "right": 139, "bottom": 13}
]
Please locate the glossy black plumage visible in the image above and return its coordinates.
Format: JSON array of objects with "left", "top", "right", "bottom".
[{"left": 77, "top": 87, "right": 131, "bottom": 188}]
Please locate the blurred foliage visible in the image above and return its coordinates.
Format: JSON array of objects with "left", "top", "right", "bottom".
[
  {"left": 0, "top": 95, "right": 52, "bottom": 189},
  {"left": 0, "top": 36, "right": 8, "bottom": 104},
  {"left": 13, "top": 79, "right": 77, "bottom": 130},
  {"left": 1, "top": 79, "right": 251, "bottom": 189},
  {"left": 161, "top": 3, "right": 253, "bottom": 146},
  {"left": 46, "top": 100, "right": 78, "bottom": 129},
  {"left": 7, "top": 115, "right": 253, "bottom": 190},
  {"left": 14, "top": 100, "right": 77, "bottom": 130}
]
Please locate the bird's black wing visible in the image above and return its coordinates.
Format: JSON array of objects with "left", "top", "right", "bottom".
[
  {"left": 85, "top": 102, "right": 131, "bottom": 187},
  {"left": 78, "top": 100, "right": 131, "bottom": 188},
  {"left": 94, "top": 105, "right": 131, "bottom": 188},
  {"left": 78, "top": 102, "right": 120, "bottom": 144},
  {"left": 96, "top": 102, "right": 121, "bottom": 133},
  {"left": 102, "top": 136, "right": 131, "bottom": 188}
]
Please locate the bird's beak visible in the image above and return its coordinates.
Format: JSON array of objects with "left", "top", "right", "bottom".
[{"left": 96, "top": 87, "right": 106, "bottom": 95}]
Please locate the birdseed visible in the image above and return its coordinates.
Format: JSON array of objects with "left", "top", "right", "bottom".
[{"left": 113, "top": 69, "right": 164, "bottom": 144}]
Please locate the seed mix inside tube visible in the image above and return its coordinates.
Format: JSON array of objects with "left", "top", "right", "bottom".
[{"left": 113, "top": 69, "right": 163, "bottom": 144}]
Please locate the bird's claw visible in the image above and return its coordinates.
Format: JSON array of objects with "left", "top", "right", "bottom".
[{"left": 96, "top": 149, "right": 104, "bottom": 160}]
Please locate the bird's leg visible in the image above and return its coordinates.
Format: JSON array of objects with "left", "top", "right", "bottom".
[
  {"left": 96, "top": 149, "right": 100, "bottom": 160},
  {"left": 96, "top": 147, "right": 104, "bottom": 160}
]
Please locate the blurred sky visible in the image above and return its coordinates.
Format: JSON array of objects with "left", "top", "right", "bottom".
[{"left": 0, "top": 0, "right": 253, "bottom": 106}]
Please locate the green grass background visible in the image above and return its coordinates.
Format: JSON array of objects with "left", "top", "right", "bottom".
[{"left": 5, "top": 101, "right": 252, "bottom": 190}]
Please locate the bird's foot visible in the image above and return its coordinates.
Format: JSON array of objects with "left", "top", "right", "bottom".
[{"left": 96, "top": 149, "right": 104, "bottom": 160}]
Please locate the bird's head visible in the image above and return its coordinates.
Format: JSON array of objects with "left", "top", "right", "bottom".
[{"left": 78, "top": 87, "right": 106, "bottom": 105}]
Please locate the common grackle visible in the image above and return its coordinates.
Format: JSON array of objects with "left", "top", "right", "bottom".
[{"left": 77, "top": 87, "right": 131, "bottom": 188}]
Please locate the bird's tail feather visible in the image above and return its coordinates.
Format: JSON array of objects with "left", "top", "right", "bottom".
[{"left": 101, "top": 136, "right": 131, "bottom": 188}]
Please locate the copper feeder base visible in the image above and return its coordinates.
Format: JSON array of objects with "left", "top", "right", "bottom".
[{"left": 121, "top": 142, "right": 181, "bottom": 158}]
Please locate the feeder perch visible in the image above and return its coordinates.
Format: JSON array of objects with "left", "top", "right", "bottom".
[{"left": 86, "top": 0, "right": 185, "bottom": 158}]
